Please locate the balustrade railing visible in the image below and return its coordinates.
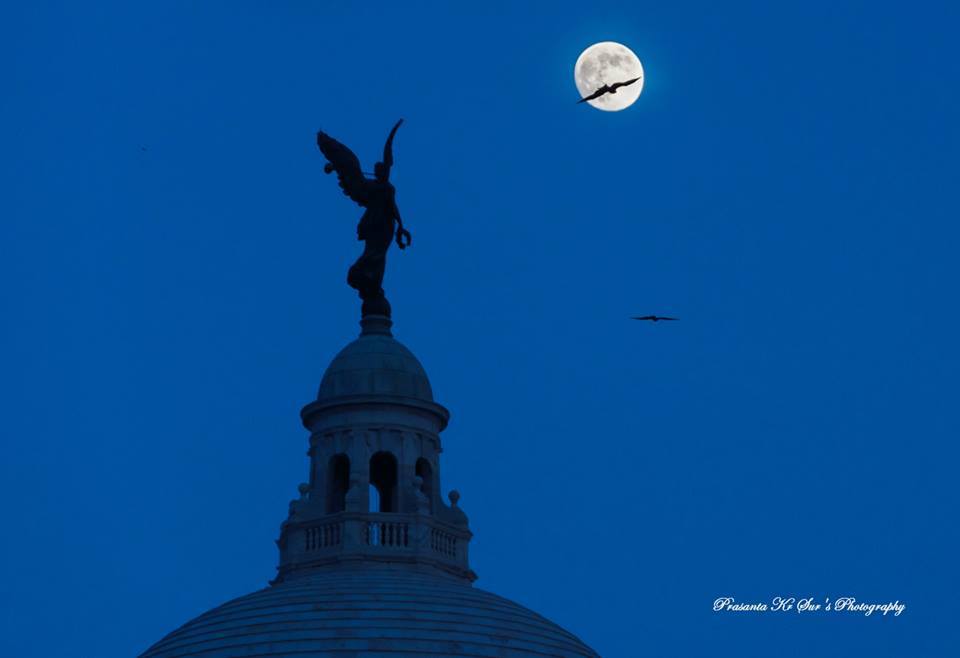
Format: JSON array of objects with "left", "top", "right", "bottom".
[
  {"left": 289, "top": 513, "right": 467, "bottom": 568},
  {"left": 304, "top": 521, "right": 342, "bottom": 551},
  {"left": 430, "top": 527, "right": 457, "bottom": 558},
  {"left": 365, "top": 520, "right": 409, "bottom": 547}
]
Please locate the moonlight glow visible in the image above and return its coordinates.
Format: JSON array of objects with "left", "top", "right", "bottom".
[{"left": 574, "top": 41, "right": 644, "bottom": 111}]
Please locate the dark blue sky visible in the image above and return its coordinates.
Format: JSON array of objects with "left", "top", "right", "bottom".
[{"left": 3, "top": 2, "right": 958, "bottom": 656}]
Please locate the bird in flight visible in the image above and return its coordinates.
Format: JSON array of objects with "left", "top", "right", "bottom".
[
  {"left": 632, "top": 315, "right": 678, "bottom": 322},
  {"left": 577, "top": 77, "right": 642, "bottom": 104}
]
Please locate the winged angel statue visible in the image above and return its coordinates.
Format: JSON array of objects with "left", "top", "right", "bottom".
[{"left": 316, "top": 120, "right": 411, "bottom": 318}]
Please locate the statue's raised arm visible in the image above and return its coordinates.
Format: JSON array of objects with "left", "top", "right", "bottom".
[
  {"left": 380, "top": 119, "right": 402, "bottom": 179},
  {"left": 316, "top": 120, "right": 409, "bottom": 319}
]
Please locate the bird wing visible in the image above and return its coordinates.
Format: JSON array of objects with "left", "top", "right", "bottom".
[
  {"left": 660, "top": 316, "right": 679, "bottom": 321},
  {"left": 631, "top": 316, "right": 656, "bottom": 321},
  {"left": 316, "top": 130, "right": 368, "bottom": 206},
  {"left": 610, "top": 76, "right": 641, "bottom": 91},
  {"left": 577, "top": 86, "right": 607, "bottom": 103}
]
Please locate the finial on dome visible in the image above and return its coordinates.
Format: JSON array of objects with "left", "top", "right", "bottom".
[
  {"left": 448, "top": 490, "right": 460, "bottom": 507},
  {"left": 359, "top": 314, "right": 393, "bottom": 336},
  {"left": 360, "top": 294, "right": 392, "bottom": 319}
]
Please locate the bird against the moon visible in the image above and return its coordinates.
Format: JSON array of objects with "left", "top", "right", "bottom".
[{"left": 575, "top": 41, "right": 644, "bottom": 111}]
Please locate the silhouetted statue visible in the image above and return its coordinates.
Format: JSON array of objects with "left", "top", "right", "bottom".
[{"left": 316, "top": 120, "right": 411, "bottom": 317}]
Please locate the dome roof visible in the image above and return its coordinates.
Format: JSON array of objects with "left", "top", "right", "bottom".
[
  {"left": 317, "top": 316, "right": 433, "bottom": 402},
  {"left": 140, "top": 568, "right": 598, "bottom": 657}
]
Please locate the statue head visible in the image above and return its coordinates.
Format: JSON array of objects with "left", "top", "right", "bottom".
[{"left": 373, "top": 161, "right": 388, "bottom": 181}]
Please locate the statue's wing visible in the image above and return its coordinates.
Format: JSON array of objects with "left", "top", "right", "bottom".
[
  {"left": 316, "top": 131, "right": 368, "bottom": 205},
  {"left": 381, "top": 119, "right": 404, "bottom": 180}
]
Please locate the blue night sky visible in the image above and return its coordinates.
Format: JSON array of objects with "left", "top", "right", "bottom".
[{"left": 3, "top": 2, "right": 959, "bottom": 657}]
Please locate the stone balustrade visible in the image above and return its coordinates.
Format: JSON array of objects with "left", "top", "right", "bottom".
[
  {"left": 366, "top": 520, "right": 410, "bottom": 547},
  {"left": 304, "top": 521, "right": 342, "bottom": 551},
  {"left": 279, "top": 511, "right": 473, "bottom": 582},
  {"left": 430, "top": 527, "right": 457, "bottom": 558}
]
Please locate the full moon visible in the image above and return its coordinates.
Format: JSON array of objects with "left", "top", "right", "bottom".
[{"left": 574, "top": 41, "right": 644, "bottom": 112}]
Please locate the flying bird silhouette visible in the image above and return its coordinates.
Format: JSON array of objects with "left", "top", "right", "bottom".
[
  {"left": 632, "top": 315, "right": 678, "bottom": 322},
  {"left": 577, "top": 77, "right": 642, "bottom": 104}
]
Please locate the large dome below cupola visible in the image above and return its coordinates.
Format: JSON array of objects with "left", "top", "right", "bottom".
[{"left": 141, "top": 567, "right": 598, "bottom": 657}]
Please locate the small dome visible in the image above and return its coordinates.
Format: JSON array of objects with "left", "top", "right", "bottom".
[
  {"left": 317, "top": 316, "right": 434, "bottom": 402},
  {"left": 140, "top": 568, "right": 598, "bottom": 657}
]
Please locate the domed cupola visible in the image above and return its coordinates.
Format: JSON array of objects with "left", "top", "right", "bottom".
[{"left": 278, "top": 313, "right": 472, "bottom": 584}]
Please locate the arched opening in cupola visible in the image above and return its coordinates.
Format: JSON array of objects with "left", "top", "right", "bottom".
[
  {"left": 326, "top": 453, "right": 350, "bottom": 514},
  {"left": 369, "top": 451, "right": 398, "bottom": 513},
  {"left": 415, "top": 457, "right": 434, "bottom": 512}
]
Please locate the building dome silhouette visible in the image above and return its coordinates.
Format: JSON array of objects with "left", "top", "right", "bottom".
[
  {"left": 141, "top": 567, "right": 596, "bottom": 657},
  {"left": 140, "top": 313, "right": 599, "bottom": 657}
]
